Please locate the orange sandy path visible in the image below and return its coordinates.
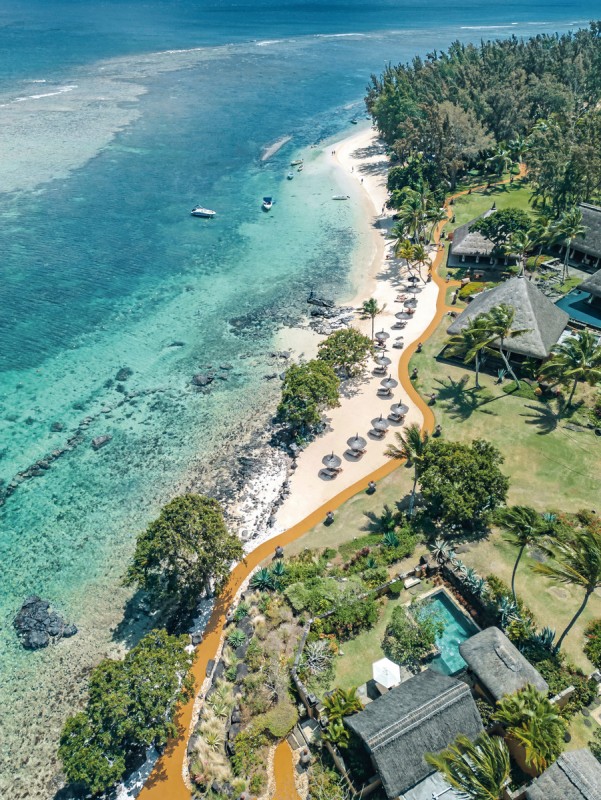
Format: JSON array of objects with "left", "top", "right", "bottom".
[
  {"left": 138, "top": 171, "right": 518, "bottom": 799},
  {"left": 272, "top": 740, "right": 302, "bottom": 800}
]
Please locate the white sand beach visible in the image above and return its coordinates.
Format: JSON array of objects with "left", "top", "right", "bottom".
[{"left": 270, "top": 126, "right": 440, "bottom": 531}]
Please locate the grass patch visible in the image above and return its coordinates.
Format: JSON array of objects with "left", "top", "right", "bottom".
[{"left": 501, "top": 380, "right": 540, "bottom": 400}]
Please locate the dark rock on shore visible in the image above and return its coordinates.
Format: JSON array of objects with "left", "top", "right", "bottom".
[
  {"left": 13, "top": 596, "right": 77, "bottom": 649},
  {"left": 307, "top": 291, "right": 335, "bottom": 308},
  {"left": 91, "top": 434, "right": 112, "bottom": 450}
]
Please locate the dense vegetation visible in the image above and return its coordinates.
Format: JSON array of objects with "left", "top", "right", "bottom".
[
  {"left": 59, "top": 630, "right": 194, "bottom": 796},
  {"left": 367, "top": 23, "right": 601, "bottom": 211},
  {"left": 277, "top": 359, "right": 340, "bottom": 438}
]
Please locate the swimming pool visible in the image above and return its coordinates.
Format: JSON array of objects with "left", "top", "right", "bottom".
[
  {"left": 555, "top": 289, "right": 601, "bottom": 329},
  {"left": 419, "top": 590, "right": 479, "bottom": 676}
]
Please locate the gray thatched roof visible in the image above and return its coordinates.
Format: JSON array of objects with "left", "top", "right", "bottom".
[
  {"left": 459, "top": 627, "right": 548, "bottom": 701},
  {"left": 450, "top": 208, "right": 496, "bottom": 257},
  {"left": 525, "top": 749, "right": 601, "bottom": 800},
  {"left": 579, "top": 267, "right": 601, "bottom": 299},
  {"left": 446, "top": 276, "right": 569, "bottom": 359},
  {"left": 346, "top": 669, "right": 483, "bottom": 799},
  {"left": 573, "top": 203, "right": 601, "bottom": 260}
]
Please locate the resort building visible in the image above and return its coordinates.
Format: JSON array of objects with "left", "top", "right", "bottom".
[
  {"left": 459, "top": 627, "right": 549, "bottom": 703},
  {"left": 447, "top": 275, "right": 569, "bottom": 361},
  {"left": 447, "top": 205, "right": 518, "bottom": 269},
  {"left": 568, "top": 203, "right": 601, "bottom": 270},
  {"left": 524, "top": 748, "right": 601, "bottom": 800},
  {"left": 550, "top": 268, "right": 601, "bottom": 330},
  {"left": 345, "top": 668, "right": 483, "bottom": 800}
]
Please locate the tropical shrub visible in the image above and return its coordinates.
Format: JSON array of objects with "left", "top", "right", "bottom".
[
  {"left": 300, "top": 640, "right": 335, "bottom": 677},
  {"left": 322, "top": 590, "right": 379, "bottom": 640},
  {"left": 589, "top": 728, "right": 601, "bottom": 763},
  {"left": 230, "top": 727, "right": 268, "bottom": 777},
  {"left": 284, "top": 577, "right": 340, "bottom": 614},
  {"left": 382, "top": 603, "right": 443, "bottom": 671},
  {"left": 277, "top": 360, "right": 340, "bottom": 437},
  {"left": 535, "top": 657, "right": 597, "bottom": 716},
  {"left": 256, "top": 698, "right": 299, "bottom": 739},
  {"left": 317, "top": 327, "right": 374, "bottom": 378},
  {"left": 584, "top": 619, "right": 601, "bottom": 669},
  {"left": 425, "top": 732, "right": 510, "bottom": 800}
]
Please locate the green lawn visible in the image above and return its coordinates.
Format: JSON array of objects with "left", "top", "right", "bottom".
[
  {"left": 410, "top": 321, "right": 601, "bottom": 668},
  {"left": 449, "top": 179, "right": 533, "bottom": 231}
]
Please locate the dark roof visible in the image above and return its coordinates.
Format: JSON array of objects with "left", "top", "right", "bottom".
[
  {"left": 579, "top": 267, "right": 601, "bottom": 299},
  {"left": 345, "top": 669, "right": 483, "bottom": 799},
  {"left": 525, "top": 749, "right": 601, "bottom": 800},
  {"left": 450, "top": 208, "right": 496, "bottom": 257},
  {"left": 573, "top": 203, "right": 601, "bottom": 259},
  {"left": 446, "top": 276, "right": 569, "bottom": 359},
  {"left": 459, "top": 627, "right": 548, "bottom": 701}
]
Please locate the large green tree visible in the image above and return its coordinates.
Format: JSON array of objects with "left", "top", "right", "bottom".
[
  {"left": 382, "top": 603, "right": 443, "bottom": 670},
  {"left": 317, "top": 327, "right": 374, "bottom": 377},
  {"left": 425, "top": 733, "right": 510, "bottom": 800},
  {"left": 277, "top": 359, "right": 340, "bottom": 436},
  {"left": 125, "top": 494, "right": 243, "bottom": 610},
  {"left": 418, "top": 439, "right": 509, "bottom": 529},
  {"left": 539, "top": 329, "right": 601, "bottom": 406},
  {"left": 533, "top": 516, "right": 601, "bottom": 651},
  {"left": 59, "top": 629, "right": 194, "bottom": 796}
]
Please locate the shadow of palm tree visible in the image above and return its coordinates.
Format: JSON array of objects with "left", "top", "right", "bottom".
[
  {"left": 363, "top": 500, "right": 405, "bottom": 532},
  {"left": 522, "top": 397, "right": 567, "bottom": 435},
  {"left": 434, "top": 376, "right": 498, "bottom": 422}
]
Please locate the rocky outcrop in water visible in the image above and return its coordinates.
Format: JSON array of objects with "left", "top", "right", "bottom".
[
  {"left": 192, "top": 372, "right": 214, "bottom": 388},
  {"left": 308, "top": 303, "right": 355, "bottom": 336},
  {"left": 91, "top": 434, "right": 112, "bottom": 450},
  {"left": 13, "top": 596, "right": 77, "bottom": 649}
]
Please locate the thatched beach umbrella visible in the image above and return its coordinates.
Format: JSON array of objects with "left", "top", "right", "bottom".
[
  {"left": 406, "top": 284, "right": 420, "bottom": 294},
  {"left": 380, "top": 374, "right": 398, "bottom": 392},
  {"left": 395, "top": 311, "right": 408, "bottom": 320},
  {"left": 372, "top": 414, "right": 390, "bottom": 432},
  {"left": 390, "top": 401, "right": 409, "bottom": 416},
  {"left": 347, "top": 433, "right": 367, "bottom": 451},
  {"left": 374, "top": 355, "right": 391, "bottom": 367},
  {"left": 322, "top": 452, "right": 342, "bottom": 469},
  {"left": 407, "top": 274, "right": 420, "bottom": 283},
  {"left": 374, "top": 329, "right": 390, "bottom": 342},
  {"left": 404, "top": 298, "right": 417, "bottom": 308}
]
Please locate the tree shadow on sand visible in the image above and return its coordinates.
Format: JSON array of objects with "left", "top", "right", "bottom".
[
  {"left": 433, "top": 375, "right": 499, "bottom": 422},
  {"left": 521, "top": 397, "right": 567, "bottom": 435}
]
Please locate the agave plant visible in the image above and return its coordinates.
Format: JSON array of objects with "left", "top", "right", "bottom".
[
  {"left": 251, "top": 567, "right": 275, "bottom": 591},
  {"left": 233, "top": 602, "right": 249, "bottom": 622},
  {"left": 463, "top": 567, "right": 480, "bottom": 590},
  {"left": 203, "top": 729, "right": 224, "bottom": 751},
  {"left": 322, "top": 718, "right": 350, "bottom": 749},
  {"left": 430, "top": 538, "right": 452, "bottom": 564},
  {"left": 271, "top": 560, "right": 287, "bottom": 577},
  {"left": 383, "top": 530, "right": 400, "bottom": 548},
  {"left": 498, "top": 596, "right": 519, "bottom": 629},
  {"left": 209, "top": 698, "right": 230, "bottom": 718},
  {"left": 365, "top": 555, "right": 378, "bottom": 569},
  {"left": 302, "top": 640, "right": 333, "bottom": 676},
  {"left": 472, "top": 577, "right": 487, "bottom": 598},
  {"left": 532, "top": 626, "right": 556, "bottom": 652},
  {"left": 227, "top": 628, "right": 246, "bottom": 649}
]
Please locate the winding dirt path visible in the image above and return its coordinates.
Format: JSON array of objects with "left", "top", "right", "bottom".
[{"left": 138, "top": 171, "right": 521, "bottom": 799}]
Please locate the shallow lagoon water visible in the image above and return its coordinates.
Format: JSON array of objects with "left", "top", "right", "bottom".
[{"left": 0, "top": 3, "right": 597, "bottom": 796}]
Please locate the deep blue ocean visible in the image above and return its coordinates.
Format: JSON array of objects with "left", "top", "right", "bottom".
[{"left": 0, "top": 2, "right": 597, "bottom": 796}]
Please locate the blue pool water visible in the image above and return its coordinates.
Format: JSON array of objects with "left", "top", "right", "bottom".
[
  {"left": 423, "top": 590, "right": 478, "bottom": 676},
  {"left": 555, "top": 289, "right": 601, "bottom": 329}
]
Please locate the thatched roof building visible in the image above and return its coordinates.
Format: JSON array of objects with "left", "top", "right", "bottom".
[
  {"left": 572, "top": 203, "right": 601, "bottom": 266},
  {"left": 525, "top": 749, "right": 601, "bottom": 800},
  {"left": 345, "top": 669, "right": 483, "bottom": 799},
  {"left": 446, "top": 276, "right": 569, "bottom": 359},
  {"left": 459, "top": 627, "right": 548, "bottom": 702},
  {"left": 579, "top": 268, "right": 601, "bottom": 300},
  {"left": 447, "top": 206, "right": 517, "bottom": 268}
]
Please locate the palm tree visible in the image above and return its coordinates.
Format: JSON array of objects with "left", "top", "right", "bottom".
[
  {"left": 495, "top": 685, "right": 566, "bottom": 774},
  {"left": 533, "top": 523, "right": 601, "bottom": 651},
  {"left": 552, "top": 208, "right": 586, "bottom": 281},
  {"left": 478, "top": 304, "right": 530, "bottom": 387},
  {"left": 529, "top": 213, "right": 554, "bottom": 265},
  {"left": 425, "top": 732, "right": 510, "bottom": 800},
  {"left": 385, "top": 423, "right": 430, "bottom": 517},
  {"left": 507, "top": 229, "right": 537, "bottom": 276},
  {"left": 498, "top": 505, "right": 543, "bottom": 601},
  {"left": 539, "top": 330, "right": 601, "bottom": 406},
  {"left": 411, "top": 242, "right": 430, "bottom": 282},
  {"left": 393, "top": 235, "right": 415, "bottom": 264},
  {"left": 508, "top": 136, "right": 528, "bottom": 166},
  {"left": 322, "top": 687, "right": 362, "bottom": 722},
  {"left": 427, "top": 204, "right": 448, "bottom": 243},
  {"left": 446, "top": 314, "right": 492, "bottom": 389},
  {"left": 361, "top": 297, "right": 386, "bottom": 340},
  {"left": 486, "top": 145, "right": 513, "bottom": 177}
]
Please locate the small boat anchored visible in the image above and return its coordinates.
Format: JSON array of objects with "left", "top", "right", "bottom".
[
  {"left": 262, "top": 196, "right": 273, "bottom": 211},
  {"left": 287, "top": 172, "right": 294, "bottom": 180},
  {"left": 297, "top": 164, "right": 304, "bottom": 172},
  {"left": 290, "top": 159, "right": 303, "bottom": 166},
  {"left": 332, "top": 195, "right": 350, "bottom": 201},
  {"left": 191, "top": 206, "right": 216, "bottom": 218}
]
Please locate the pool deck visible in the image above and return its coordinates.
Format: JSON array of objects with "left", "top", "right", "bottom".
[{"left": 555, "top": 289, "right": 601, "bottom": 330}]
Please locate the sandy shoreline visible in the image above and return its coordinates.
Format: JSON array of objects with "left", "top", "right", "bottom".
[{"left": 268, "top": 126, "right": 440, "bottom": 533}]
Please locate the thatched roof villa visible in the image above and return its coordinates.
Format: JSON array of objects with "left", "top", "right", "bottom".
[
  {"left": 447, "top": 276, "right": 569, "bottom": 360},
  {"left": 459, "top": 627, "right": 548, "bottom": 703},
  {"left": 570, "top": 203, "right": 601, "bottom": 270},
  {"left": 525, "top": 749, "right": 601, "bottom": 800},
  {"left": 447, "top": 205, "right": 518, "bottom": 269},
  {"left": 345, "top": 669, "right": 483, "bottom": 800},
  {"left": 579, "top": 268, "right": 601, "bottom": 301}
]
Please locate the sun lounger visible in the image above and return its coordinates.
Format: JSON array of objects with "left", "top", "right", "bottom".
[{"left": 369, "top": 428, "right": 386, "bottom": 438}]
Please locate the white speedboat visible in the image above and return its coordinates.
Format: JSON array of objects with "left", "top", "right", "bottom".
[
  {"left": 262, "top": 196, "right": 273, "bottom": 211},
  {"left": 297, "top": 164, "right": 304, "bottom": 172},
  {"left": 332, "top": 195, "right": 350, "bottom": 200},
  {"left": 191, "top": 206, "right": 216, "bottom": 218},
  {"left": 290, "top": 159, "right": 303, "bottom": 166},
  {"left": 287, "top": 171, "right": 294, "bottom": 180}
]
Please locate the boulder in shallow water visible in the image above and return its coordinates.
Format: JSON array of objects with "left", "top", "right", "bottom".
[
  {"left": 91, "top": 434, "right": 112, "bottom": 450},
  {"left": 192, "top": 372, "right": 214, "bottom": 387},
  {"left": 115, "top": 366, "right": 133, "bottom": 382},
  {"left": 13, "top": 596, "right": 76, "bottom": 649}
]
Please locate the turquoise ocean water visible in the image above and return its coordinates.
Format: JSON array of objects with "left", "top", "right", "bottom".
[{"left": 0, "top": 2, "right": 597, "bottom": 796}]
